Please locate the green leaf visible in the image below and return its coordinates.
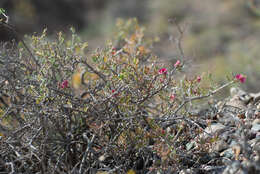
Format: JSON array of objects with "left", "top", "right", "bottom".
[
  {"left": 133, "top": 57, "right": 139, "bottom": 65},
  {"left": 0, "top": 8, "right": 6, "bottom": 15},
  {"left": 119, "top": 73, "right": 125, "bottom": 80}
]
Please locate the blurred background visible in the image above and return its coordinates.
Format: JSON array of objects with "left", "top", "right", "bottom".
[{"left": 1, "top": 0, "right": 260, "bottom": 93}]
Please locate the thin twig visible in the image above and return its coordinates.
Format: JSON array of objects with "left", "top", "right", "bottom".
[
  {"left": 163, "top": 80, "right": 235, "bottom": 128},
  {"left": 0, "top": 21, "right": 40, "bottom": 69},
  {"left": 79, "top": 134, "right": 96, "bottom": 174},
  {"left": 169, "top": 18, "right": 186, "bottom": 59},
  {"left": 81, "top": 61, "right": 107, "bottom": 83}
]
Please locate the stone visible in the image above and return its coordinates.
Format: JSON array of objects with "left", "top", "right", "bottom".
[
  {"left": 230, "top": 87, "right": 253, "bottom": 105},
  {"left": 201, "top": 123, "right": 226, "bottom": 139},
  {"left": 186, "top": 141, "right": 196, "bottom": 151},
  {"left": 251, "top": 124, "right": 260, "bottom": 133},
  {"left": 252, "top": 119, "right": 260, "bottom": 125},
  {"left": 213, "top": 140, "right": 229, "bottom": 152},
  {"left": 220, "top": 148, "right": 233, "bottom": 159}
]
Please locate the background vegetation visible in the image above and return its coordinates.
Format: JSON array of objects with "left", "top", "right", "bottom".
[{"left": 0, "top": 0, "right": 259, "bottom": 94}]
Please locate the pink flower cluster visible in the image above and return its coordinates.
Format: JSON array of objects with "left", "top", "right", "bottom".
[
  {"left": 197, "top": 76, "right": 201, "bottom": 83},
  {"left": 170, "top": 94, "right": 175, "bottom": 100},
  {"left": 112, "top": 47, "right": 116, "bottom": 55},
  {"left": 174, "top": 60, "right": 181, "bottom": 67},
  {"left": 111, "top": 89, "right": 119, "bottom": 97},
  {"left": 158, "top": 68, "right": 167, "bottom": 75},
  {"left": 235, "top": 74, "right": 246, "bottom": 83},
  {"left": 60, "top": 80, "right": 69, "bottom": 89},
  {"left": 158, "top": 60, "right": 181, "bottom": 75}
]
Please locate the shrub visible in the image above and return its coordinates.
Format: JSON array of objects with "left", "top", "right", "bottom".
[{"left": 0, "top": 18, "right": 242, "bottom": 173}]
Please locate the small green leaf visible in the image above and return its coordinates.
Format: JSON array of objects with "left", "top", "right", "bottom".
[
  {"left": 92, "top": 56, "right": 98, "bottom": 62},
  {"left": 119, "top": 73, "right": 125, "bottom": 80},
  {"left": 133, "top": 57, "right": 139, "bottom": 65},
  {"left": 0, "top": 8, "right": 6, "bottom": 15}
]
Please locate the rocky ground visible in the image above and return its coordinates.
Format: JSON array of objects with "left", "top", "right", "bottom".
[{"left": 177, "top": 87, "right": 260, "bottom": 174}]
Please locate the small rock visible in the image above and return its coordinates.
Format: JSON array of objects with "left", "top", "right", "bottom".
[
  {"left": 222, "top": 161, "right": 242, "bottom": 174},
  {"left": 179, "top": 169, "right": 195, "bottom": 174},
  {"left": 255, "top": 110, "right": 260, "bottom": 118},
  {"left": 186, "top": 141, "right": 196, "bottom": 151},
  {"left": 220, "top": 148, "right": 234, "bottom": 159},
  {"left": 225, "top": 95, "right": 247, "bottom": 110},
  {"left": 201, "top": 123, "right": 226, "bottom": 139},
  {"left": 197, "top": 152, "right": 212, "bottom": 164},
  {"left": 219, "top": 115, "right": 239, "bottom": 127},
  {"left": 251, "top": 124, "right": 260, "bottom": 133},
  {"left": 252, "top": 119, "right": 260, "bottom": 125},
  {"left": 98, "top": 154, "right": 106, "bottom": 162},
  {"left": 213, "top": 140, "right": 229, "bottom": 152},
  {"left": 245, "top": 109, "right": 255, "bottom": 118},
  {"left": 252, "top": 140, "right": 260, "bottom": 152}
]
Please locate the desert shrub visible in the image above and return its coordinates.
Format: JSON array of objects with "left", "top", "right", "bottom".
[{"left": 0, "top": 18, "right": 242, "bottom": 173}]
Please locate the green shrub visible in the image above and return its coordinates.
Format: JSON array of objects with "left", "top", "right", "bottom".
[{"left": 0, "top": 18, "right": 242, "bottom": 173}]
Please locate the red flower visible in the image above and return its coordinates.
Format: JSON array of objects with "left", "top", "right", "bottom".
[
  {"left": 112, "top": 47, "right": 116, "bottom": 55},
  {"left": 158, "top": 68, "right": 167, "bottom": 75},
  {"left": 159, "top": 78, "right": 165, "bottom": 83},
  {"left": 161, "top": 129, "right": 166, "bottom": 135},
  {"left": 197, "top": 76, "right": 201, "bottom": 83},
  {"left": 235, "top": 74, "right": 246, "bottom": 83},
  {"left": 111, "top": 89, "right": 119, "bottom": 97},
  {"left": 170, "top": 94, "right": 175, "bottom": 101},
  {"left": 174, "top": 60, "right": 181, "bottom": 67},
  {"left": 60, "top": 80, "right": 69, "bottom": 89}
]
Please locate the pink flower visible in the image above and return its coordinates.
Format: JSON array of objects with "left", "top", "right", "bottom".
[
  {"left": 197, "top": 76, "right": 201, "bottom": 83},
  {"left": 111, "top": 89, "right": 119, "bottom": 97},
  {"left": 161, "top": 129, "right": 166, "bottom": 135},
  {"left": 60, "top": 80, "right": 69, "bottom": 89},
  {"left": 235, "top": 74, "right": 246, "bottom": 83},
  {"left": 158, "top": 68, "right": 167, "bottom": 75},
  {"left": 170, "top": 94, "right": 175, "bottom": 100},
  {"left": 159, "top": 78, "right": 165, "bottom": 83},
  {"left": 112, "top": 47, "right": 116, "bottom": 55},
  {"left": 174, "top": 60, "right": 181, "bottom": 67},
  {"left": 192, "top": 89, "right": 198, "bottom": 95}
]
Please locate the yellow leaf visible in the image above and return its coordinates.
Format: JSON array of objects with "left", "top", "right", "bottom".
[
  {"left": 118, "top": 132, "right": 127, "bottom": 146},
  {"left": 127, "top": 169, "right": 136, "bottom": 174},
  {"left": 103, "top": 56, "right": 108, "bottom": 63},
  {"left": 96, "top": 171, "right": 109, "bottom": 174},
  {"left": 81, "top": 42, "right": 88, "bottom": 51},
  {"left": 0, "top": 108, "right": 4, "bottom": 115},
  {"left": 36, "top": 98, "right": 41, "bottom": 105},
  {"left": 89, "top": 73, "right": 99, "bottom": 80},
  {"left": 66, "top": 101, "right": 72, "bottom": 108},
  {"left": 0, "top": 132, "right": 5, "bottom": 138},
  {"left": 35, "top": 51, "right": 44, "bottom": 57}
]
